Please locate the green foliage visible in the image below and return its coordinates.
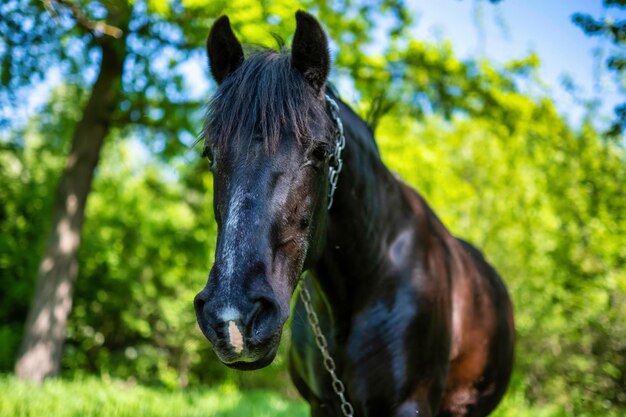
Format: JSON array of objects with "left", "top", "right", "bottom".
[
  {"left": 0, "top": 375, "right": 308, "bottom": 417},
  {"left": 0, "top": 1, "right": 66, "bottom": 106},
  {"left": 64, "top": 139, "right": 214, "bottom": 386}
]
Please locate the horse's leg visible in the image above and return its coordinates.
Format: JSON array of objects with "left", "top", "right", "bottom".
[
  {"left": 289, "top": 368, "right": 338, "bottom": 417},
  {"left": 288, "top": 343, "right": 337, "bottom": 417},
  {"left": 309, "top": 402, "right": 337, "bottom": 417}
]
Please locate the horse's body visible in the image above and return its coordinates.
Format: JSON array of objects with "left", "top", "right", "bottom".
[
  {"left": 194, "top": 11, "right": 514, "bottom": 417},
  {"left": 289, "top": 92, "right": 515, "bottom": 416}
]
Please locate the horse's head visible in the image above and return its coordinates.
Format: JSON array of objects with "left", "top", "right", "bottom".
[{"left": 194, "top": 11, "right": 333, "bottom": 369}]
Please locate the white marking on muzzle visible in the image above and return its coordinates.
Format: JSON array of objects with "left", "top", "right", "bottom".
[
  {"left": 227, "top": 320, "right": 244, "bottom": 354},
  {"left": 219, "top": 306, "right": 241, "bottom": 322}
]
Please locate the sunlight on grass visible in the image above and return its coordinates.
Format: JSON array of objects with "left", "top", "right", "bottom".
[{"left": 0, "top": 375, "right": 309, "bottom": 417}]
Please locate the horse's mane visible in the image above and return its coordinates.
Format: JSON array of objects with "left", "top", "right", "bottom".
[{"left": 203, "top": 47, "right": 332, "bottom": 154}]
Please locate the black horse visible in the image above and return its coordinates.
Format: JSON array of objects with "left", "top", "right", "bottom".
[{"left": 194, "top": 11, "right": 515, "bottom": 417}]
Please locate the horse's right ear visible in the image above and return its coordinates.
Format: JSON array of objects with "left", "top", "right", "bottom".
[{"left": 207, "top": 16, "right": 244, "bottom": 84}]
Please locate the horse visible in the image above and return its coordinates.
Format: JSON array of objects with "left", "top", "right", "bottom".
[{"left": 193, "top": 11, "right": 515, "bottom": 417}]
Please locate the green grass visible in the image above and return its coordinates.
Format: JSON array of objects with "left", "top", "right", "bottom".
[
  {"left": 0, "top": 376, "right": 309, "bottom": 417},
  {"left": 1, "top": 375, "right": 623, "bottom": 417}
]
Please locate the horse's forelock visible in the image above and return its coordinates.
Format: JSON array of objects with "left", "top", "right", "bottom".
[{"left": 203, "top": 49, "right": 331, "bottom": 154}]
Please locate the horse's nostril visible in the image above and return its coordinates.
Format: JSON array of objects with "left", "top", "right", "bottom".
[
  {"left": 193, "top": 293, "right": 207, "bottom": 320},
  {"left": 246, "top": 301, "right": 263, "bottom": 328},
  {"left": 193, "top": 292, "right": 210, "bottom": 332},
  {"left": 247, "top": 296, "right": 281, "bottom": 343}
]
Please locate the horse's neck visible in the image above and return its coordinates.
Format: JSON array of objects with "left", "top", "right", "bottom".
[{"left": 311, "top": 102, "right": 414, "bottom": 335}]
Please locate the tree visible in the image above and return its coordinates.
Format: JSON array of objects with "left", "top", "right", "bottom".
[{"left": 9, "top": 0, "right": 131, "bottom": 382}]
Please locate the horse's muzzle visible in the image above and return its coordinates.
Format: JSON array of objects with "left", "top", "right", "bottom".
[{"left": 194, "top": 289, "right": 283, "bottom": 369}]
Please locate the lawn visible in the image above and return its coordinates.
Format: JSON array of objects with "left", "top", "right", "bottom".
[
  {"left": 0, "top": 376, "right": 309, "bottom": 417},
  {"left": 0, "top": 375, "right": 619, "bottom": 417}
]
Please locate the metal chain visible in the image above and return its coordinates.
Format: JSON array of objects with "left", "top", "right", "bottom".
[
  {"left": 325, "top": 94, "right": 346, "bottom": 210},
  {"left": 298, "top": 94, "right": 354, "bottom": 415},
  {"left": 299, "top": 283, "right": 355, "bottom": 417}
]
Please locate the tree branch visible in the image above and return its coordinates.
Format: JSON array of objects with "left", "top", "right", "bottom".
[{"left": 43, "top": 0, "right": 124, "bottom": 38}]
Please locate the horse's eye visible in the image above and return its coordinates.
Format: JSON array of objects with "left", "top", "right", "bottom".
[
  {"left": 202, "top": 147, "right": 215, "bottom": 169},
  {"left": 311, "top": 144, "right": 330, "bottom": 162}
]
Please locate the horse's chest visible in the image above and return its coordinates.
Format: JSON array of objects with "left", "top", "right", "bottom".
[
  {"left": 294, "top": 292, "right": 420, "bottom": 408},
  {"left": 291, "top": 281, "right": 456, "bottom": 415},
  {"left": 345, "top": 293, "right": 416, "bottom": 396}
]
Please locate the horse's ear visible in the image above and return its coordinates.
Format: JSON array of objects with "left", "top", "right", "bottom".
[
  {"left": 291, "top": 11, "right": 330, "bottom": 93},
  {"left": 207, "top": 16, "right": 244, "bottom": 84}
]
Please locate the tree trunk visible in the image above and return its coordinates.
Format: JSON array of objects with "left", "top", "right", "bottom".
[{"left": 14, "top": 38, "right": 126, "bottom": 382}]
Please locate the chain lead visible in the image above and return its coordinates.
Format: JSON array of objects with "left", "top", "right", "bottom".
[
  {"left": 299, "top": 281, "right": 355, "bottom": 417},
  {"left": 298, "top": 94, "right": 353, "bottom": 415},
  {"left": 325, "top": 94, "right": 346, "bottom": 210}
]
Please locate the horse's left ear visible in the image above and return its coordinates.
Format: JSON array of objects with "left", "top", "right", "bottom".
[{"left": 292, "top": 11, "right": 330, "bottom": 93}]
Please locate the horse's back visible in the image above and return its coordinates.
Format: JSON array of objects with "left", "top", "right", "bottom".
[{"left": 438, "top": 238, "right": 515, "bottom": 417}]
